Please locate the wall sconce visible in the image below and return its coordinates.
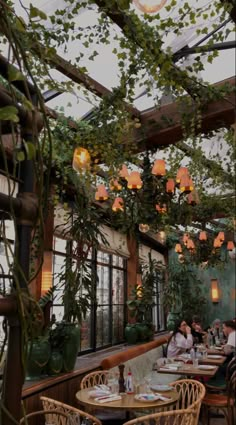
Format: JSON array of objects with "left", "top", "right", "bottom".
[
  {"left": 41, "top": 251, "right": 53, "bottom": 296},
  {"left": 211, "top": 278, "right": 220, "bottom": 303}
]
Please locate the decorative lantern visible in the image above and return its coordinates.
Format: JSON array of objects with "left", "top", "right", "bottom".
[
  {"left": 217, "top": 232, "right": 225, "bottom": 242},
  {"left": 227, "top": 241, "right": 235, "bottom": 251},
  {"left": 72, "top": 147, "right": 90, "bottom": 171},
  {"left": 151, "top": 159, "right": 166, "bottom": 177},
  {"left": 180, "top": 175, "right": 194, "bottom": 193},
  {"left": 176, "top": 167, "right": 189, "bottom": 184},
  {"left": 155, "top": 203, "right": 167, "bottom": 213},
  {"left": 133, "top": 0, "right": 167, "bottom": 14},
  {"left": 95, "top": 184, "right": 109, "bottom": 201},
  {"left": 127, "top": 171, "right": 143, "bottom": 189},
  {"left": 139, "top": 223, "right": 150, "bottom": 233},
  {"left": 110, "top": 179, "right": 122, "bottom": 191},
  {"left": 199, "top": 231, "right": 207, "bottom": 242},
  {"left": 112, "top": 197, "right": 124, "bottom": 212},
  {"left": 183, "top": 233, "right": 189, "bottom": 246},
  {"left": 187, "top": 239, "right": 195, "bottom": 251},
  {"left": 41, "top": 251, "right": 53, "bottom": 296},
  {"left": 213, "top": 237, "right": 222, "bottom": 249},
  {"left": 187, "top": 189, "right": 199, "bottom": 206},
  {"left": 211, "top": 279, "right": 220, "bottom": 303},
  {"left": 166, "top": 179, "right": 175, "bottom": 194},
  {"left": 119, "top": 164, "right": 129, "bottom": 180},
  {"left": 175, "top": 243, "right": 182, "bottom": 253}
]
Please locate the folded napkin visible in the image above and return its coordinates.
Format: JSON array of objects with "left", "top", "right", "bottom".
[
  {"left": 159, "top": 366, "right": 179, "bottom": 371},
  {"left": 95, "top": 394, "right": 122, "bottom": 403},
  {"left": 154, "top": 393, "right": 172, "bottom": 401},
  {"left": 88, "top": 389, "right": 111, "bottom": 398}
]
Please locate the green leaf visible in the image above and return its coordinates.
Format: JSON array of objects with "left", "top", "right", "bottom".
[
  {"left": 0, "top": 106, "right": 19, "bottom": 122},
  {"left": 29, "top": 5, "right": 47, "bottom": 20},
  {"left": 16, "top": 150, "right": 25, "bottom": 162},
  {"left": 23, "top": 141, "right": 36, "bottom": 160},
  {"left": 8, "top": 66, "right": 25, "bottom": 82},
  {"left": 15, "top": 17, "right": 26, "bottom": 32}
]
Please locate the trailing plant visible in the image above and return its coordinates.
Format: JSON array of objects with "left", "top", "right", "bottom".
[
  {"left": 56, "top": 173, "right": 108, "bottom": 323},
  {"left": 164, "top": 254, "right": 207, "bottom": 324},
  {"left": 127, "top": 253, "right": 165, "bottom": 323}
]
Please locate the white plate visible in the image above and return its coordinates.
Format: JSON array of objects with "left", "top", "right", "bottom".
[
  {"left": 207, "top": 355, "right": 223, "bottom": 359},
  {"left": 199, "top": 365, "right": 215, "bottom": 370},
  {"left": 151, "top": 385, "right": 172, "bottom": 392},
  {"left": 135, "top": 393, "right": 160, "bottom": 402}
]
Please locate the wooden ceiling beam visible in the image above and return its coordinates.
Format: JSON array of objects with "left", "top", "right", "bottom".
[
  {"left": 136, "top": 76, "right": 236, "bottom": 151},
  {"left": 95, "top": 1, "right": 205, "bottom": 98}
]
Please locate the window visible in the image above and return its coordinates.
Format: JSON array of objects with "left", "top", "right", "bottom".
[{"left": 52, "top": 237, "right": 127, "bottom": 352}]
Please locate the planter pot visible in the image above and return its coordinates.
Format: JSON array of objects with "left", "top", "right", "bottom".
[
  {"left": 26, "top": 338, "right": 51, "bottom": 380},
  {"left": 47, "top": 350, "right": 63, "bottom": 375},
  {"left": 125, "top": 324, "right": 138, "bottom": 344},
  {"left": 135, "top": 322, "right": 150, "bottom": 342},
  {"left": 62, "top": 324, "right": 80, "bottom": 372}
]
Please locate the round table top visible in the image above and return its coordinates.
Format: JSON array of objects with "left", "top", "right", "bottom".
[{"left": 76, "top": 388, "right": 179, "bottom": 411}]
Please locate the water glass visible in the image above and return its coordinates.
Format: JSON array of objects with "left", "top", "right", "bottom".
[{"left": 193, "top": 358, "right": 199, "bottom": 368}]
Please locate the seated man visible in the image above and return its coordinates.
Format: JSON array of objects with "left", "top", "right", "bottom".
[
  {"left": 222, "top": 320, "right": 236, "bottom": 356},
  {"left": 191, "top": 316, "right": 207, "bottom": 344}
]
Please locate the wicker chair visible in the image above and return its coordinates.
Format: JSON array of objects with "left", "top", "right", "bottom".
[
  {"left": 20, "top": 409, "right": 71, "bottom": 424},
  {"left": 205, "top": 356, "right": 236, "bottom": 392},
  {"left": 80, "top": 369, "right": 125, "bottom": 424},
  {"left": 80, "top": 370, "right": 111, "bottom": 389},
  {"left": 122, "top": 408, "right": 196, "bottom": 425},
  {"left": 169, "top": 379, "right": 206, "bottom": 425},
  {"left": 202, "top": 370, "right": 236, "bottom": 425},
  {"left": 40, "top": 396, "right": 102, "bottom": 425}
]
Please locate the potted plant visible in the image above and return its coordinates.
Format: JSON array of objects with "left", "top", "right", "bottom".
[
  {"left": 126, "top": 254, "right": 164, "bottom": 343},
  {"left": 54, "top": 175, "right": 108, "bottom": 372}
]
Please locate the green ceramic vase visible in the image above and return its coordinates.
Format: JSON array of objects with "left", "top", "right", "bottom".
[
  {"left": 62, "top": 324, "right": 80, "bottom": 372},
  {"left": 125, "top": 324, "right": 138, "bottom": 344},
  {"left": 47, "top": 350, "right": 63, "bottom": 375},
  {"left": 26, "top": 337, "right": 51, "bottom": 380}
]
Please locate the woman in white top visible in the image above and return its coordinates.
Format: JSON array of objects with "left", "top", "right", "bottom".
[{"left": 167, "top": 319, "right": 193, "bottom": 358}]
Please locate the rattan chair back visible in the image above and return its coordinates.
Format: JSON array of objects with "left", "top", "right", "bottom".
[
  {"left": 122, "top": 408, "right": 195, "bottom": 425},
  {"left": 40, "top": 396, "right": 102, "bottom": 425}
]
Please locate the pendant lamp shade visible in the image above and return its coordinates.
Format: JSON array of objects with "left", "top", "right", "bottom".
[
  {"left": 112, "top": 197, "right": 124, "bottom": 212},
  {"left": 151, "top": 159, "right": 166, "bottom": 177},
  {"left": 95, "top": 184, "right": 109, "bottom": 201},
  {"left": 133, "top": 0, "right": 167, "bottom": 14},
  {"left": 127, "top": 171, "right": 143, "bottom": 189}
]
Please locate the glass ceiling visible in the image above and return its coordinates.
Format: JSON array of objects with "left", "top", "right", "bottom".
[{"left": 7, "top": 0, "right": 235, "bottom": 120}]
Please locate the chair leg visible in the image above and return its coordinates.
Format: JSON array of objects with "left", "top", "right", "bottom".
[{"left": 201, "top": 405, "right": 210, "bottom": 425}]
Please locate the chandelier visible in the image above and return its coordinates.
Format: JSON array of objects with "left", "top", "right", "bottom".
[
  {"left": 175, "top": 231, "right": 235, "bottom": 265},
  {"left": 72, "top": 148, "right": 199, "bottom": 233},
  {"left": 133, "top": 0, "right": 168, "bottom": 14}
]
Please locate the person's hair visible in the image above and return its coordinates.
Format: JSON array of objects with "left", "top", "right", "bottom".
[
  {"left": 168, "top": 319, "right": 187, "bottom": 345},
  {"left": 192, "top": 315, "right": 201, "bottom": 324},
  {"left": 212, "top": 318, "right": 221, "bottom": 326},
  {"left": 223, "top": 320, "right": 236, "bottom": 330}
]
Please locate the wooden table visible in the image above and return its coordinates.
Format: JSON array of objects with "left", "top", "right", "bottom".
[
  {"left": 176, "top": 355, "right": 226, "bottom": 366},
  {"left": 207, "top": 348, "right": 225, "bottom": 356},
  {"left": 158, "top": 364, "right": 219, "bottom": 378},
  {"left": 76, "top": 388, "right": 179, "bottom": 412},
  {"left": 199, "top": 355, "right": 226, "bottom": 366}
]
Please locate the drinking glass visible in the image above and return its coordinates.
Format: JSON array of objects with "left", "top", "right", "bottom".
[
  {"left": 144, "top": 375, "right": 152, "bottom": 393},
  {"left": 193, "top": 358, "right": 199, "bottom": 368},
  {"left": 107, "top": 372, "right": 116, "bottom": 392}
]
